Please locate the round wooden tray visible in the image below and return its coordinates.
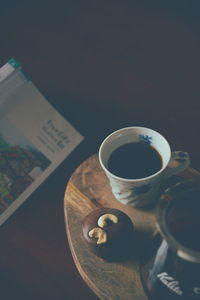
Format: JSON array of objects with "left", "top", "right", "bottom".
[{"left": 64, "top": 154, "right": 200, "bottom": 300}]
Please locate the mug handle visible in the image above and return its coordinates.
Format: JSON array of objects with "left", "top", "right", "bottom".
[{"left": 163, "top": 151, "right": 190, "bottom": 180}]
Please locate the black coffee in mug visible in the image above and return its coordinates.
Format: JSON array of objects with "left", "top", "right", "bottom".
[{"left": 107, "top": 142, "right": 162, "bottom": 179}]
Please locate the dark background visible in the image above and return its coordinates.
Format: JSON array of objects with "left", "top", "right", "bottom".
[{"left": 0, "top": 1, "right": 200, "bottom": 299}]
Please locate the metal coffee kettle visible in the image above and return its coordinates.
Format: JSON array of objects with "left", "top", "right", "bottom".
[{"left": 147, "top": 180, "right": 200, "bottom": 300}]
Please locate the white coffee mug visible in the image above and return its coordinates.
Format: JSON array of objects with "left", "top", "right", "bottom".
[{"left": 99, "top": 127, "right": 190, "bottom": 207}]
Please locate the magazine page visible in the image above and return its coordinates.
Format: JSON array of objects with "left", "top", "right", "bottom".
[{"left": 0, "top": 59, "right": 84, "bottom": 225}]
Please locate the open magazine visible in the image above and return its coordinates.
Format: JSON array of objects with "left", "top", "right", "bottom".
[{"left": 0, "top": 59, "right": 84, "bottom": 225}]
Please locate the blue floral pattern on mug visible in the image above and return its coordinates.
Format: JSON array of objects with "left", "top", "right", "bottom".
[
  {"left": 139, "top": 134, "right": 152, "bottom": 145},
  {"left": 133, "top": 183, "right": 152, "bottom": 194}
]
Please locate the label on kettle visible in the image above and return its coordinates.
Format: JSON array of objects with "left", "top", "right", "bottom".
[
  {"left": 157, "top": 272, "right": 200, "bottom": 297},
  {"left": 157, "top": 272, "right": 183, "bottom": 295}
]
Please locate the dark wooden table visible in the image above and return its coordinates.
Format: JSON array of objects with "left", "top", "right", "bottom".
[{"left": 0, "top": 1, "right": 200, "bottom": 300}]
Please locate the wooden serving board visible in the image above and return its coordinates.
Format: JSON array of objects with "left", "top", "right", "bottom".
[{"left": 64, "top": 154, "right": 200, "bottom": 300}]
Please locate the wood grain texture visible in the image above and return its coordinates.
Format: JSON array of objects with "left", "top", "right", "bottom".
[{"left": 64, "top": 154, "right": 200, "bottom": 300}]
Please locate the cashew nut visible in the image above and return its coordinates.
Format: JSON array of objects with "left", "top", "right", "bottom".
[
  {"left": 97, "top": 213, "right": 118, "bottom": 228},
  {"left": 88, "top": 227, "right": 107, "bottom": 244}
]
